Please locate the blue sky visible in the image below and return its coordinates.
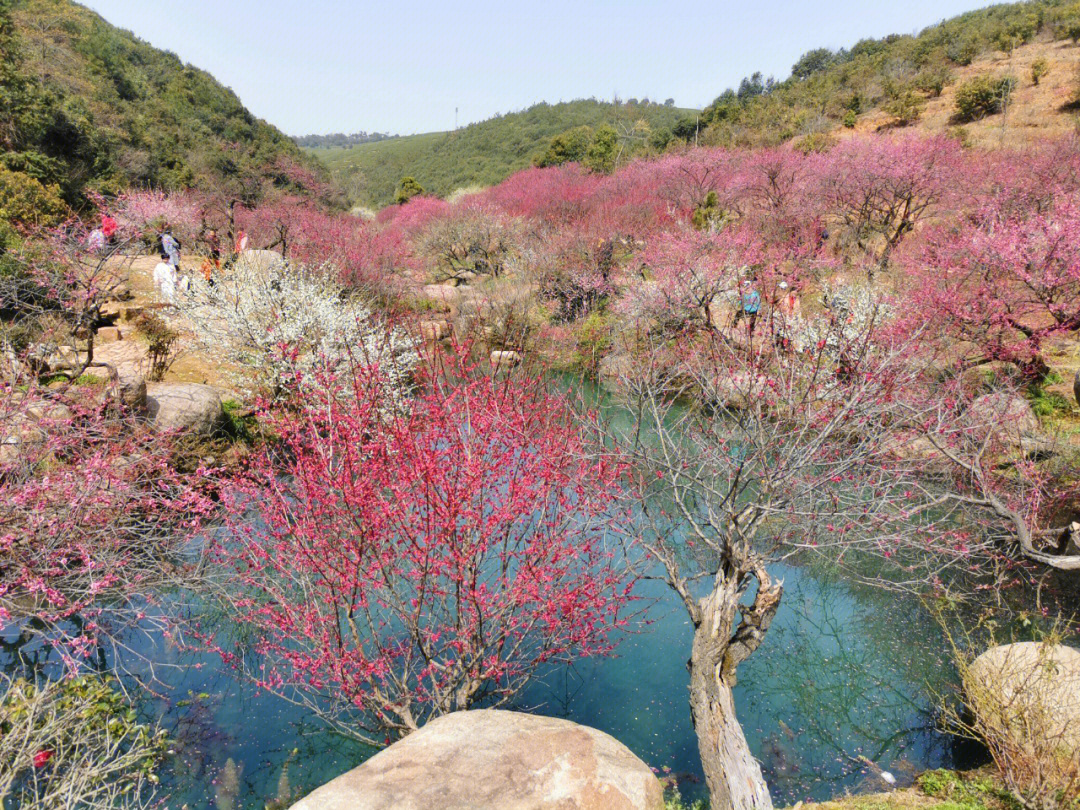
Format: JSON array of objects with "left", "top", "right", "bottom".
[{"left": 85, "top": 0, "right": 994, "bottom": 136}]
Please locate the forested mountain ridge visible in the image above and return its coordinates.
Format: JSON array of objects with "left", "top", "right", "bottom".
[
  {"left": 306, "top": 98, "right": 697, "bottom": 208},
  {"left": 697, "top": 0, "right": 1080, "bottom": 146},
  {"left": 0, "top": 0, "right": 319, "bottom": 233}
]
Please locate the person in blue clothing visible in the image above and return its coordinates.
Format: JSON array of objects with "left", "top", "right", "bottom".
[{"left": 733, "top": 279, "right": 761, "bottom": 334}]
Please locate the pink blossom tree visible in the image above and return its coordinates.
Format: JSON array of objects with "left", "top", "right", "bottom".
[
  {"left": 821, "top": 135, "right": 961, "bottom": 272},
  {"left": 902, "top": 199, "right": 1080, "bottom": 382},
  {"left": 0, "top": 382, "right": 215, "bottom": 666},
  {"left": 212, "top": 352, "right": 633, "bottom": 743}
]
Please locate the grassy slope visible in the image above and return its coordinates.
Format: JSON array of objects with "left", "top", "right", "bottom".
[
  {"left": 308, "top": 99, "right": 697, "bottom": 207},
  {"left": 845, "top": 36, "right": 1080, "bottom": 148}
]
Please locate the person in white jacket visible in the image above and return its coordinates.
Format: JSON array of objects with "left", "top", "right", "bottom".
[{"left": 153, "top": 254, "right": 177, "bottom": 302}]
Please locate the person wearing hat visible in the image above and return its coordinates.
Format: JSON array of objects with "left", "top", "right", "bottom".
[{"left": 777, "top": 280, "right": 801, "bottom": 319}]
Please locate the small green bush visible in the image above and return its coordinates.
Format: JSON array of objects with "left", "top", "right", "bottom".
[
  {"left": 842, "top": 109, "right": 858, "bottom": 128},
  {"left": 394, "top": 176, "right": 424, "bottom": 205},
  {"left": 1031, "top": 58, "right": 1049, "bottom": 86},
  {"left": 886, "top": 90, "right": 926, "bottom": 126},
  {"left": 954, "top": 75, "right": 1015, "bottom": 121}
]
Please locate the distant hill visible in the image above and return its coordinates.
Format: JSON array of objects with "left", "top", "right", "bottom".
[
  {"left": 1, "top": 0, "right": 317, "bottom": 217},
  {"left": 293, "top": 131, "right": 394, "bottom": 149},
  {"left": 307, "top": 99, "right": 697, "bottom": 208}
]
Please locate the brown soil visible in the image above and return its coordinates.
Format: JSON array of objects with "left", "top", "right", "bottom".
[{"left": 842, "top": 38, "right": 1080, "bottom": 149}]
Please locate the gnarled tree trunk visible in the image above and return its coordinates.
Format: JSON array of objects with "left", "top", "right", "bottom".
[
  {"left": 688, "top": 566, "right": 783, "bottom": 810},
  {"left": 689, "top": 631, "right": 773, "bottom": 810}
]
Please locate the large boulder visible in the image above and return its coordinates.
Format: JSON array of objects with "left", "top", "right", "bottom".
[
  {"left": 289, "top": 710, "right": 665, "bottom": 810},
  {"left": 116, "top": 371, "right": 147, "bottom": 411},
  {"left": 966, "top": 642, "right": 1080, "bottom": 751},
  {"left": 0, "top": 400, "right": 73, "bottom": 467},
  {"left": 967, "top": 393, "right": 1043, "bottom": 449},
  {"left": 490, "top": 350, "right": 523, "bottom": 371},
  {"left": 420, "top": 284, "right": 460, "bottom": 313},
  {"left": 234, "top": 249, "right": 286, "bottom": 276},
  {"left": 145, "top": 383, "right": 223, "bottom": 436}
]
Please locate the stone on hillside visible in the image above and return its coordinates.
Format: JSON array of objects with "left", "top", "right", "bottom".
[
  {"left": 108, "top": 284, "right": 134, "bottom": 302},
  {"left": 94, "top": 340, "right": 149, "bottom": 380},
  {"left": 967, "top": 642, "right": 1080, "bottom": 752},
  {"left": 967, "top": 393, "right": 1041, "bottom": 447},
  {"left": 490, "top": 350, "right": 523, "bottom": 370},
  {"left": 421, "top": 284, "right": 460, "bottom": 312},
  {"left": 1074, "top": 369, "right": 1080, "bottom": 408},
  {"left": 146, "top": 383, "right": 223, "bottom": 436},
  {"left": 599, "top": 352, "right": 634, "bottom": 383},
  {"left": 1, "top": 401, "right": 73, "bottom": 466},
  {"left": 42, "top": 345, "right": 81, "bottom": 373},
  {"left": 116, "top": 371, "right": 147, "bottom": 410},
  {"left": 288, "top": 710, "right": 664, "bottom": 810},
  {"left": 419, "top": 320, "right": 450, "bottom": 341},
  {"left": 96, "top": 326, "right": 123, "bottom": 343}
]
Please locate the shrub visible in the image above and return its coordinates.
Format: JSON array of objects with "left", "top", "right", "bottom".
[
  {"left": 394, "top": 175, "right": 424, "bottom": 205},
  {"left": 885, "top": 90, "right": 927, "bottom": 126},
  {"left": 133, "top": 311, "right": 180, "bottom": 382},
  {"left": 0, "top": 674, "right": 167, "bottom": 809},
  {"left": 954, "top": 75, "right": 1016, "bottom": 121},
  {"left": 1058, "top": 3, "right": 1080, "bottom": 43},
  {"left": 171, "top": 254, "right": 418, "bottom": 400},
  {"left": 419, "top": 208, "right": 523, "bottom": 283},
  {"left": 916, "top": 66, "right": 954, "bottom": 97},
  {"left": 1031, "top": 58, "right": 1049, "bottom": 87},
  {"left": 574, "top": 310, "right": 614, "bottom": 373},
  {"left": 843, "top": 109, "right": 858, "bottom": 128},
  {"left": 0, "top": 168, "right": 68, "bottom": 229}
]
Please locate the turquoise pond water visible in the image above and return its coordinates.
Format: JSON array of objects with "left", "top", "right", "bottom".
[
  {"left": 1, "top": 562, "right": 975, "bottom": 809},
  {"left": 0, "top": 380, "right": 986, "bottom": 808}
]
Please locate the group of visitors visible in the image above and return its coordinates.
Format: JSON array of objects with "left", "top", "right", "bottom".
[
  {"left": 152, "top": 226, "right": 251, "bottom": 302},
  {"left": 152, "top": 227, "right": 185, "bottom": 303},
  {"left": 87, "top": 214, "right": 118, "bottom": 253},
  {"left": 733, "top": 278, "right": 801, "bottom": 334}
]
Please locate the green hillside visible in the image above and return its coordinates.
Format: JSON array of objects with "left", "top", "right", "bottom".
[
  {"left": 1, "top": 0, "right": 317, "bottom": 222},
  {"left": 307, "top": 99, "right": 697, "bottom": 208}
]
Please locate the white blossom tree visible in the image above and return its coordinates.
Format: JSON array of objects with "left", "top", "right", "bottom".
[{"left": 171, "top": 253, "right": 418, "bottom": 402}]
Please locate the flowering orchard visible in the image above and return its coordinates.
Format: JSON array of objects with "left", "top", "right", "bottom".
[{"left": 6, "top": 129, "right": 1080, "bottom": 810}]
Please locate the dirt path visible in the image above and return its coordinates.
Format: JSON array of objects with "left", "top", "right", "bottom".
[{"left": 101, "top": 254, "right": 245, "bottom": 399}]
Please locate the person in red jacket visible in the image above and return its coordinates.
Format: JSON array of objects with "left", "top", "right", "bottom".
[{"left": 101, "top": 214, "right": 118, "bottom": 243}]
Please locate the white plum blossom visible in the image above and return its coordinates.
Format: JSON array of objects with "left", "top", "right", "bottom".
[{"left": 172, "top": 251, "right": 418, "bottom": 402}]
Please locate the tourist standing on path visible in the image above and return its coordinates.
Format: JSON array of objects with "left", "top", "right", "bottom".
[
  {"left": 153, "top": 251, "right": 177, "bottom": 303},
  {"left": 101, "top": 214, "right": 118, "bottom": 244},
  {"left": 87, "top": 228, "right": 105, "bottom": 253},
  {"left": 733, "top": 279, "right": 761, "bottom": 335},
  {"left": 201, "top": 229, "right": 222, "bottom": 283},
  {"left": 160, "top": 227, "right": 182, "bottom": 272}
]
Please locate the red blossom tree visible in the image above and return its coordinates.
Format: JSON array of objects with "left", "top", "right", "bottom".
[
  {"left": 821, "top": 134, "right": 961, "bottom": 272},
  {"left": 212, "top": 352, "right": 633, "bottom": 743}
]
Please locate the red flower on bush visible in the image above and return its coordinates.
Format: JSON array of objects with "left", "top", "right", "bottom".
[{"left": 33, "top": 749, "right": 54, "bottom": 768}]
